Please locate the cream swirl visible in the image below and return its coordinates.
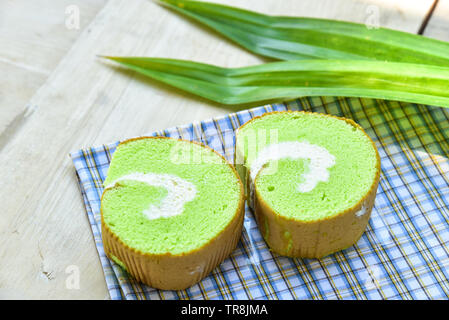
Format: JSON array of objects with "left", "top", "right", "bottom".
[{"left": 105, "top": 172, "right": 197, "bottom": 220}]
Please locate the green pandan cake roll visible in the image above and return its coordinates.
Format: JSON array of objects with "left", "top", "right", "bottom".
[
  {"left": 101, "top": 137, "right": 245, "bottom": 290},
  {"left": 235, "top": 111, "right": 380, "bottom": 258}
]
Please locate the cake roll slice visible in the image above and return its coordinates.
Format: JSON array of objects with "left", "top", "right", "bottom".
[
  {"left": 101, "top": 137, "right": 244, "bottom": 290},
  {"left": 235, "top": 111, "right": 380, "bottom": 258}
]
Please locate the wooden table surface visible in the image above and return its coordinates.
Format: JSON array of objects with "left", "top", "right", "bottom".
[{"left": 0, "top": 0, "right": 447, "bottom": 300}]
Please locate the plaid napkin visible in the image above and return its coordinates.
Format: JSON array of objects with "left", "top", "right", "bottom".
[{"left": 70, "top": 97, "right": 449, "bottom": 300}]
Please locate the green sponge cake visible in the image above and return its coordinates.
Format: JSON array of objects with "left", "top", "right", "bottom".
[
  {"left": 235, "top": 111, "right": 380, "bottom": 258},
  {"left": 101, "top": 137, "right": 245, "bottom": 290}
]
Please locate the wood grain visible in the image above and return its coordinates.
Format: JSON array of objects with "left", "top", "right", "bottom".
[
  {"left": 0, "top": 0, "right": 106, "bottom": 138},
  {"left": 0, "top": 0, "right": 436, "bottom": 299}
]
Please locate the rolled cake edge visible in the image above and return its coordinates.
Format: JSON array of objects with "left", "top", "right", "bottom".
[
  {"left": 235, "top": 111, "right": 381, "bottom": 259},
  {"left": 101, "top": 136, "right": 246, "bottom": 290}
]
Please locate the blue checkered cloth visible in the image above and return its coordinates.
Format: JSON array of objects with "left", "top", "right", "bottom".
[{"left": 70, "top": 96, "right": 449, "bottom": 299}]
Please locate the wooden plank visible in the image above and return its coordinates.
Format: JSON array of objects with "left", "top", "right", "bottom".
[
  {"left": 423, "top": 0, "right": 449, "bottom": 41},
  {"left": 0, "top": 0, "right": 434, "bottom": 299},
  {"left": 0, "top": 0, "right": 107, "bottom": 139},
  {"left": 0, "top": 0, "right": 107, "bottom": 72},
  {"left": 0, "top": 61, "right": 46, "bottom": 135}
]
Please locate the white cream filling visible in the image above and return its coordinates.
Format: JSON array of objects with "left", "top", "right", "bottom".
[
  {"left": 248, "top": 141, "right": 336, "bottom": 204},
  {"left": 355, "top": 203, "right": 368, "bottom": 217},
  {"left": 104, "top": 172, "right": 197, "bottom": 220}
]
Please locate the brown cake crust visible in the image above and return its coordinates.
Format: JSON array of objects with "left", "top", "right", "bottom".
[
  {"left": 101, "top": 136, "right": 245, "bottom": 290},
  {"left": 235, "top": 111, "right": 381, "bottom": 259}
]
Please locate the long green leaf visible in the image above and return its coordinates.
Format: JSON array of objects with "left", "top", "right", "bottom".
[
  {"left": 104, "top": 56, "right": 449, "bottom": 107},
  {"left": 158, "top": 0, "right": 449, "bottom": 66}
]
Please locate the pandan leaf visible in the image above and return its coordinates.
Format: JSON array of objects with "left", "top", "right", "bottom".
[
  {"left": 104, "top": 56, "right": 449, "bottom": 107},
  {"left": 158, "top": 0, "right": 449, "bottom": 66}
]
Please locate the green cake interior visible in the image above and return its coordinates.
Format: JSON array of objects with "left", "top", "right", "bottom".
[
  {"left": 236, "top": 112, "right": 378, "bottom": 221},
  {"left": 102, "top": 138, "right": 241, "bottom": 255}
]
